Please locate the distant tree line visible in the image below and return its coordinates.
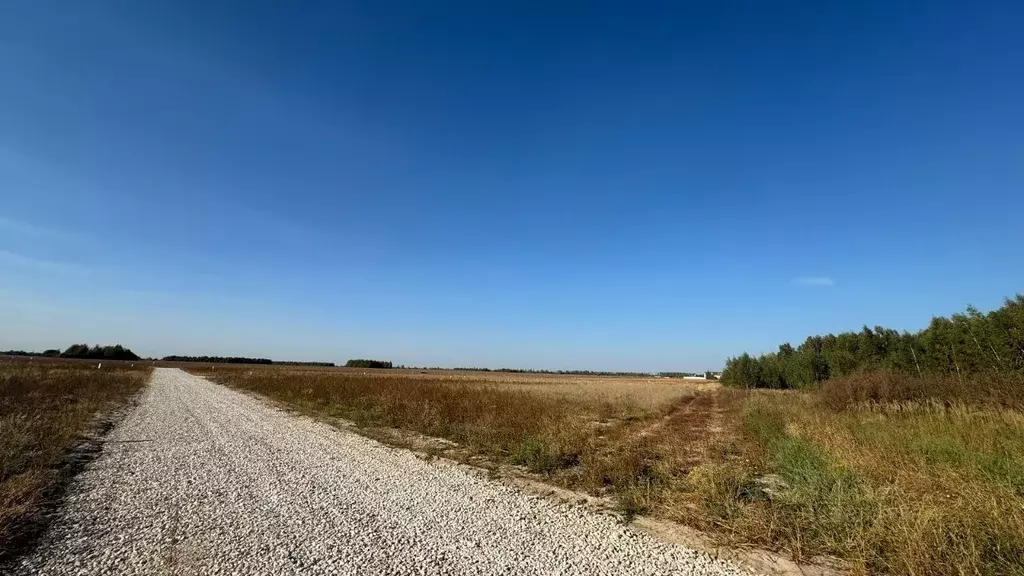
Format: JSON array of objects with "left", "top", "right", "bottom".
[
  {"left": 458, "top": 368, "right": 647, "bottom": 376},
  {"left": 345, "top": 359, "right": 393, "bottom": 369},
  {"left": 721, "top": 294, "right": 1024, "bottom": 389},
  {"left": 162, "top": 355, "right": 273, "bottom": 365},
  {"left": 161, "top": 356, "right": 335, "bottom": 366},
  {"left": 1, "top": 349, "right": 62, "bottom": 357},
  {"left": 1, "top": 344, "right": 143, "bottom": 361},
  {"left": 448, "top": 366, "right": 639, "bottom": 375},
  {"left": 399, "top": 362, "right": 688, "bottom": 377}
]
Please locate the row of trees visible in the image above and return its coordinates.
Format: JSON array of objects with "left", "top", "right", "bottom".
[
  {"left": 345, "top": 359, "right": 394, "bottom": 369},
  {"left": 161, "top": 356, "right": 335, "bottom": 366},
  {"left": 391, "top": 366, "right": 718, "bottom": 377},
  {"left": 162, "top": 356, "right": 273, "bottom": 365},
  {"left": 2, "top": 348, "right": 336, "bottom": 367},
  {"left": 657, "top": 371, "right": 720, "bottom": 379},
  {"left": 721, "top": 294, "right": 1024, "bottom": 388},
  {"left": 61, "top": 344, "right": 140, "bottom": 361},
  {"left": 447, "top": 367, "right": 650, "bottom": 376},
  {"left": 2, "top": 344, "right": 138, "bottom": 360},
  {"left": 410, "top": 366, "right": 703, "bottom": 377},
  {"left": 1, "top": 349, "right": 61, "bottom": 357}
]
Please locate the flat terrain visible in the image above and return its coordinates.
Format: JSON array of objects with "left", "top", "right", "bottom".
[
  {"left": 192, "top": 364, "right": 711, "bottom": 411},
  {"left": 11, "top": 368, "right": 749, "bottom": 575},
  {"left": 194, "top": 364, "right": 1024, "bottom": 575}
]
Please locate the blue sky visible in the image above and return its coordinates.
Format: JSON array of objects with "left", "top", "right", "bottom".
[{"left": 1, "top": 1, "right": 1022, "bottom": 370}]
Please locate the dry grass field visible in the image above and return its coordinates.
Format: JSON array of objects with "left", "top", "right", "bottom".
[
  {"left": 192, "top": 364, "right": 1024, "bottom": 575},
  {"left": 187, "top": 365, "right": 714, "bottom": 508},
  {"left": 0, "top": 356, "right": 150, "bottom": 559}
]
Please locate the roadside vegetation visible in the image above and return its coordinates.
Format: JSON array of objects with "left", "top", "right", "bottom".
[
  {"left": 704, "top": 294, "right": 1024, "bottom": 574},
  {"left": 0, "top": 356, "right": 149, "bottom": 559},
  {"left": 684, "top": 378, "right": 1024, "bottom": 575},
  {"left": 196, "top": 294, "right": 1024, "bottom": 575}
]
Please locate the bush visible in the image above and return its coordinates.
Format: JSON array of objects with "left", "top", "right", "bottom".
[{"left": 820, "top": 371, "right": 1024, "bottom": 410}]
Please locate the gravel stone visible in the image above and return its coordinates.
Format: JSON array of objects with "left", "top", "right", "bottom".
[{"left": 12, "top": 368, "right": 754, "bottom": 575}]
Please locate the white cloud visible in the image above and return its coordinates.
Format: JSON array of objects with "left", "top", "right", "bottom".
[{"left": 791, "top": 276, "right": 834, "bottom": 287}]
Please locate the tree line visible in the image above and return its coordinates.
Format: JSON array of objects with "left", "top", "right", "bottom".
[
  {"left": 161, "top": 356, "right": 335, "bottom": 366},
  {"left": 721, "top": 294, "right": 1024, "bottom": 388},
  {"left": 657, "top": 371, "right": 720, "bottom": 379},
  {"left": 445, "top": 366, "right": 648, "bottom": 376},
  {"left": 1, "top": 349, "right": 61, "bottom": 357},
  {"left": 1, "top": 344, "right": 141, "bottom": 361},
  {"left": 345, "top": 359, "right": 393, "bottom": 369},
  {"left": 398, "top": 366, "right": 717, "bottom": 378},
  {"left": 162, "top": 355, "right": 273, "bottom": 364}
]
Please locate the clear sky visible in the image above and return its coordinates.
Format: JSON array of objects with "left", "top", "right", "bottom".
[{"left": 1, "top": 1, "right": 1021, "bottom": 371}]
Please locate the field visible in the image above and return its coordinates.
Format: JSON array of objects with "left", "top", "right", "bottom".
[
  {"left": 191, "top": 364, "right": 1024, "bottom": 575},
  {"left": 187, "top": 366, "right": 716, "bottom": 512},
  {"left": 0, "top": 356, "right": 150, "bottom": 559},
  {"left": 2, "top": 356, "right": 1020, "bottom": 573}
]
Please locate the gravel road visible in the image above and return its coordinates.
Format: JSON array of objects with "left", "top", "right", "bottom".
[{"left": 12, "top": 368, "right": 752, "bottom": 575}]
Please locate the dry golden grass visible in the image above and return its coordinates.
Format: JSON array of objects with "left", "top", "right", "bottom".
[
  {"left": 686, "top": 387, "right": 1024, "bottom": 575},
  {"left": 820, "top": 370, "right": 1024, "bottom": 411},
  {"left": 191, "top": 364, "right": 1024, "bottom": 575},
  {"left": 189, "top": 365, "right": 712, "bottom": 512},
  {"left": 280, "top": 367, "right": 710, "bottom": 410},
  {"left": 497, "top": 377, "right": 714, "bottom": 412},
  {"left": 0, "top": 356, "right": 150, "bottom": 559}
]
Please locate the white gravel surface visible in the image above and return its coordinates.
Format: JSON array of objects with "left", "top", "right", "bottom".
[{"left": 13, "top": 368, "right": 753, "bottom": 575}]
